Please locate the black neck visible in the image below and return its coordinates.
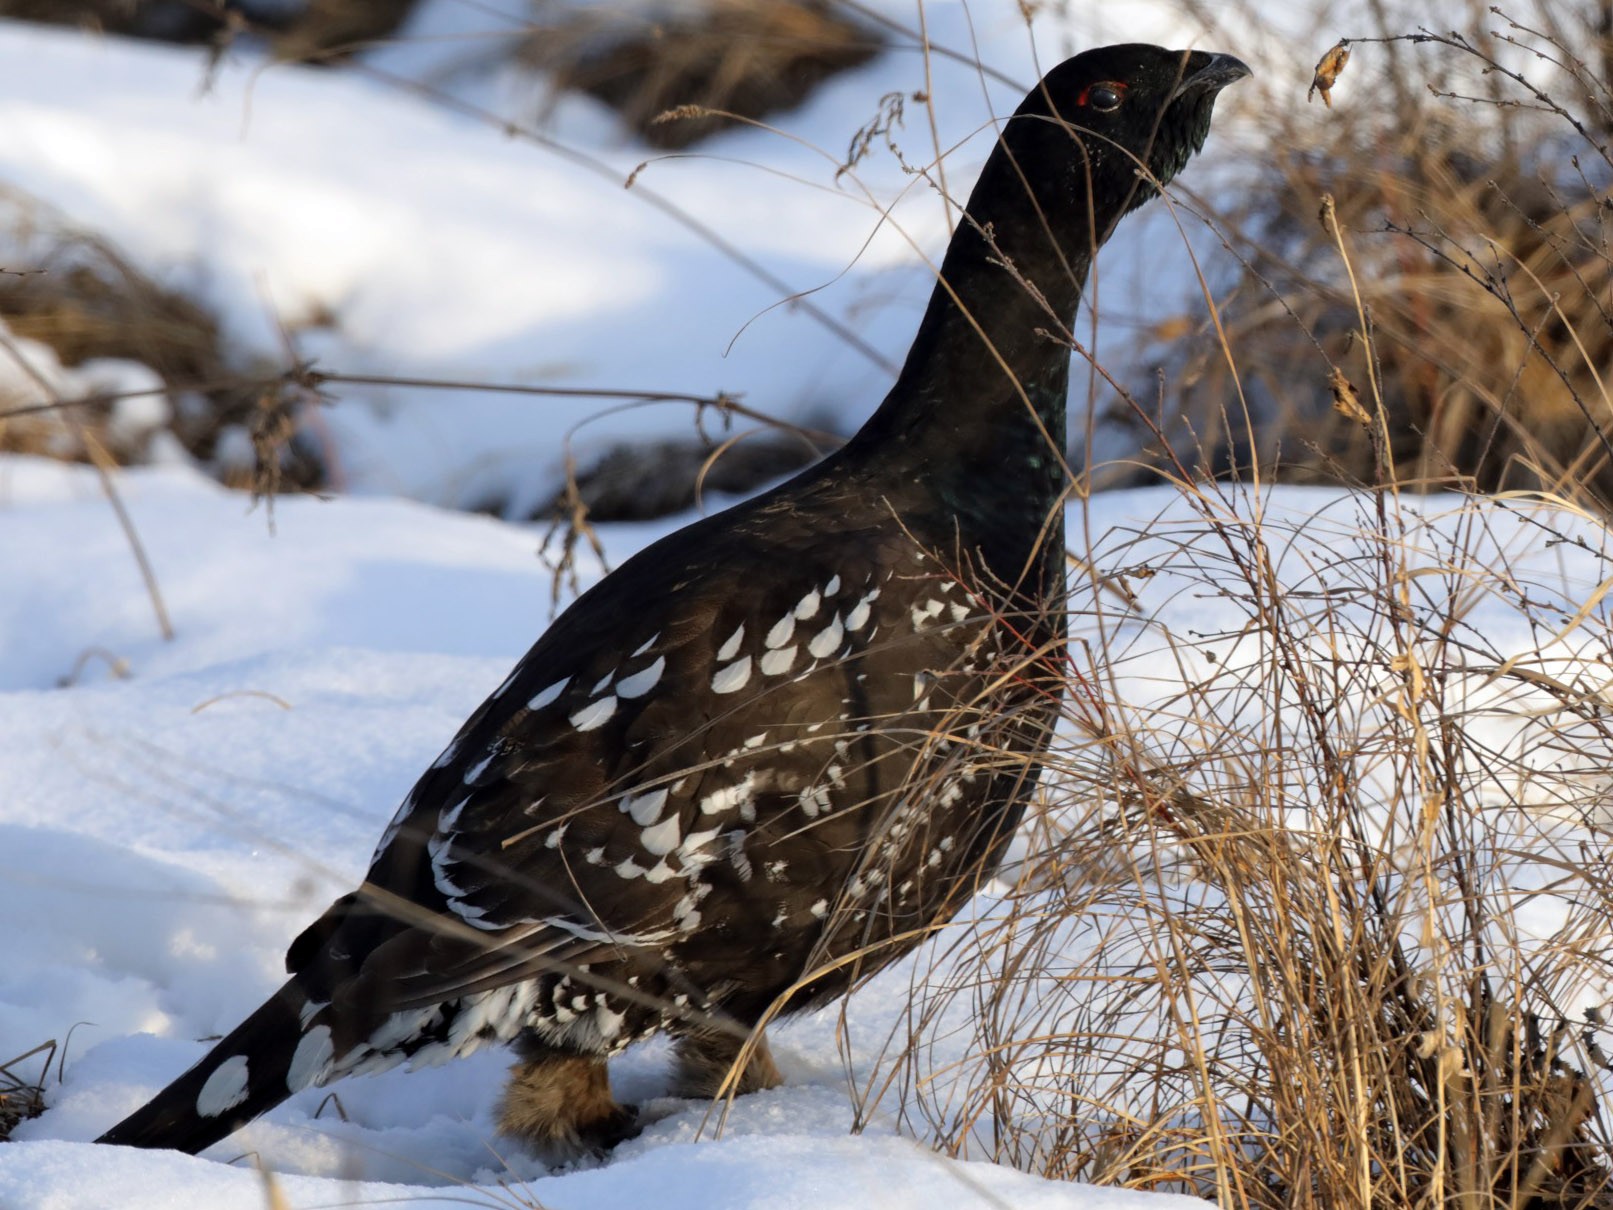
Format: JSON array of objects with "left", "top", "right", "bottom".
[
  {"left": 842, "top": 115, "right": 1109, "bottom": 569},
  {"left": 869, "top": 207, "right": 1091, "bottom": 457}
]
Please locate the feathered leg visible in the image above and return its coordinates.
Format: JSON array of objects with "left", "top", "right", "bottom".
[
  {"left": 496, "top": 1040, "right": 639, "bottom": 1154},
  {"left": 670, "top": 1027, "right": 783, "bottom": 1100}
]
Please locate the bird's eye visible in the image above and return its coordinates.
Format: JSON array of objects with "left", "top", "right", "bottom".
[{"left": 1088, "top": 84, "right": 1123, "bottom": 112}]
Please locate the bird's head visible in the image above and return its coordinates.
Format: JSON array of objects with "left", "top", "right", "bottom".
[
  {"left": 879, "top": 42, "right": 1248, "bottom": 429},
  {"left": 999, "top": 43, "right": 1250, "bottom": 243}
]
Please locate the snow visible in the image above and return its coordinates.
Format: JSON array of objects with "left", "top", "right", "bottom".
[
  {"left": 5, "top": 456, "right": 1613, "bottom": 1207},
  {"left": 0, "top": 1133, "right": 1195, "bottom": 1210}
]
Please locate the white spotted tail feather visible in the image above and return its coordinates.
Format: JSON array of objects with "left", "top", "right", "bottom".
[{"left": 98, "top": 979, "right": 327, "bottom": 1154}]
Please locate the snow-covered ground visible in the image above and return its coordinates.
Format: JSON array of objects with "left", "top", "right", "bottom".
[{"left": 0, "top": 455, "right": 1229, "bottom": 1209}]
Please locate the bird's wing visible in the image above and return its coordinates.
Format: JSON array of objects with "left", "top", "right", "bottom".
[{"left": 287, "top": 510, "right": 967, "bottom": 1022}]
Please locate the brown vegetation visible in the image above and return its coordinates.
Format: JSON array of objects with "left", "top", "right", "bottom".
[
  {"left": 844, "top": 7, "right": 1613, "bottom": 1204},
  {"left": 0, "top": 197, "right": 325, "bottom": 494},
  {"left": 0, "top": 1042, "right": 52, "bottom": 1144},
  {"left": 860, "top": 476, "right": 1613, "bottom": 1207},
  {"left": 1117, "top": 2, "right": 1613, "bottom": 517},
  {"left": 520, "top": 0, "right": 881, "bottom": 149},
  {"left": 0, "top": 0, "right": 420, "bottom": 60}
]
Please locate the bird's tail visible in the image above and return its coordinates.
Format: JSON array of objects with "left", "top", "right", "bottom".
[{"left": 98, "top": 979, "right": 327, "bottom": 1154}]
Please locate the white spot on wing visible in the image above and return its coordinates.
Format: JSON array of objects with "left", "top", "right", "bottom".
[
  {"left": 678, "top": 827, "right": 721, "bottom": 869},
  {"left": 844, "top": 596, "right": 873, "bottom": 630},
  {"left": 911, "top": 599, "right": 944, "bottom": 629},
  {"left": 824, "top": 574, "right": 841, "bottom": 595},
  {"left": 569, "top": 695, "right": 617, "bottom": 731},
  {"left": 623, "top": 787, "right": 669, "bottom": 826},
  {"left": 760, "top": 646, "right": 796, "bottom": 676},
  {"left": 808, "top": 616, "right": 844, "bottom": 659},
  {"left": 717, "top": 625, "right": 745, "bottom": 661},
  {"left": 462, "top": 752, "right": 494, "bottom": 785},
  {"left": 641, "top": 815, "right": 681, "bottom": 855},
  {"left": 711, "top": 656, "right": 752, "bottom": 694},
  {"left": 616, "top": 656, "right": 665, "bottom": 699},
  {"left": 428, "top": 831, "right": 469, "bottom": 899},
  {"left": 196, "top": 1055, "right": 251, "bottom": 1118},
  {"left": 288, "top": 1025, "right": 335, "bottom": 1092},
  {"left": 590, "top": 672, "right": 613, "bottom": 695},
  {"left": 615, "top": 857, "right": 647, "bottom": 879},
  {"left": 700, "top": 772, "right": 756, "bottom": 817},
  {"left": 632, "top": 632, "right": 660, "bottom": 657},
  {"left": 799, "top": 784, "right": 832, "bottom": 818},
  {"left": 794, "top": 589, "right": 821, "bottom": 620},
  {"left": 439, "top": 797, "right": 469, "bottom": 832},
  {"left": 765, "top": 614, "right": 795, "bottom": 648},
  {"left": 529, "top": 678, "right": 570, "bottom": 710},
  {"left": 674, "top": 892, "right": 704, "bottom": 931}
]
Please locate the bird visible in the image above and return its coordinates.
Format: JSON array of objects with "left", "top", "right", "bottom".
[{"left": 97, "top": 43, "right": 1247, "bottom": 1158}]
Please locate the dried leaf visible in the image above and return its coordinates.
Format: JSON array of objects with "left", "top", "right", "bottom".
[
  {"left": 1328, "top": 365, "right": 1371, "bottom": 426},
  {"left": 1309, "top": 41, "right": 1350, "bottom": 108}
]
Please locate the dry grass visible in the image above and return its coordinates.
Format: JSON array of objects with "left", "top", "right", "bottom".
[
  {"left": 0, "top": 0, "right": 420, "bottom": 59},
  {"left": 1123, "top": 0, "right": 1613, "bottom": 515},
  {"left": 273, "top": 0, "right": 420, "bottom": 62},
  {"left": 0, "top": 193, "right": 326, "bottom": 495},
  {"left": 832, "top": 8, "right": 1613, "bottom": 1205},
  {"left": 850, "top": 472, "right": 1613, "bottom": 1207},
  {"left": 0, "top": 1041, "right": 53, "bottom": 1143},
  {"left": 519, "top": 0, "right": 881, "bottom": 149}
]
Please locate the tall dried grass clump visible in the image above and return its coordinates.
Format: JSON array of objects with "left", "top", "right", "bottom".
[
  {"left": 1127, "top": 1, "right": 1613, "bottom": 514},
  {"left": 863, "top": 475, "right": 1613, "bottom": 1208},
  {"left": 0, "top": 1042, "right": 52, "bottom": 1143},
  {"left": 0, "top": 0, "right": 420, "bottom": 59}
]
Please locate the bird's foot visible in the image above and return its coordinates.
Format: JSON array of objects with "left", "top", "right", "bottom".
[
  {"left": 497, "top": 1052, "right": 639, "bottom": 1160},
  {"left": 670, "top": 1026, "right": 784, "bottom": 1100},
  {"left": 578, "top": 1101, "right": 642, "bottom": 1152}
]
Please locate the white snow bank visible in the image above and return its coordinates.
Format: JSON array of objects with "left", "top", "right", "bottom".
[{"left": 0, "top": 1132, "right": 1203, "bottom": 1210}]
